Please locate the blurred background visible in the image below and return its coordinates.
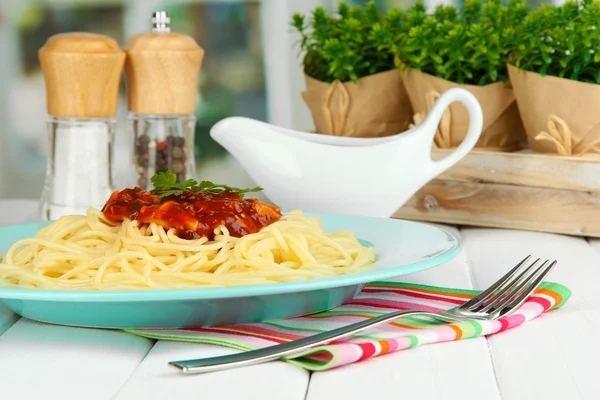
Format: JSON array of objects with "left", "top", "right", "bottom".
[{"left": 0, "top": 0, "right": 558, "bottom": 200}]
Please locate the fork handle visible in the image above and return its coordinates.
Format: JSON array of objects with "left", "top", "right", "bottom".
[{"left": 169, "top": 310, "right": 454, "bottom": 374}]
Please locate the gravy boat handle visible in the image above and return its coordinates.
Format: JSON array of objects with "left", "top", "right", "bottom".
[{"left": 420, "top": 88, "right": 484, "bottom": 178}]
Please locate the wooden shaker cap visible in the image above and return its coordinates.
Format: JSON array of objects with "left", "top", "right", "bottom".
[
  {"left": 124, "top": 32, "right": 204, "bottom": 114},
  {"left": 38, "top": 32, "right": 126, "bottom": 118}
]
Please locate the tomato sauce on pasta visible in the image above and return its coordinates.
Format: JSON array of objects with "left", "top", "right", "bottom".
[{"left": 102, "top": 187, "right": 281, "bottom": 240}]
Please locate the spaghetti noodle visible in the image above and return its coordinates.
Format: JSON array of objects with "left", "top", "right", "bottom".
[{"left": 0, "top": 208, "right": 376, "bottom": 290}]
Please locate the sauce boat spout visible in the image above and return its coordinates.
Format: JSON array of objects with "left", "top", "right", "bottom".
[{"left": 210, "top": 88, "right": 483, "bottom": 218}]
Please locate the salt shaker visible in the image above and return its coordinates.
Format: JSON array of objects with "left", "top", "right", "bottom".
[
  {"left": 124, "top": 11, "right": 205, "bottom": 189},
  {"left": 38, "top": 33, "right": 126, "bottom": 220}
]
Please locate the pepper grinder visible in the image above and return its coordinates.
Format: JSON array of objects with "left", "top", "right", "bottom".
[
  {"left": 38, "top": 33, "right": 126, "bottom": 220},
  {"left": 124, "top": 11, "right": 205, "bottom": 189}
]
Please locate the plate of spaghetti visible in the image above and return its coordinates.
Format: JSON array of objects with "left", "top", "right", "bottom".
[{"left": 0, "top": 171, "right": 461, "bottom": 328}]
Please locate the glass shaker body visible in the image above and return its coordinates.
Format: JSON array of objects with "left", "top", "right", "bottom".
[
  {"left": 40, "top": 117, "right": 115, "bottom": 221},
  {"left": 130, "top": 113, "right": 197, "bottom": 189}
]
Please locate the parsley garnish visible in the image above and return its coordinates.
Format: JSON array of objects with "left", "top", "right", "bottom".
[{"left": 150, "top": 171, "right": 263, "bottom": 198}]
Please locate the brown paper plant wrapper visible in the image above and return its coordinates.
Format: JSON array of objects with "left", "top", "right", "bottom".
[
  {"left": 508, "top": 63, "right": 600, "bottom": 158},
  {"left": 301, "top": 69, "right": 413, "bottom": 137},
  {"left": 403, "top": 68, "right": 524, "bottom": 151}
]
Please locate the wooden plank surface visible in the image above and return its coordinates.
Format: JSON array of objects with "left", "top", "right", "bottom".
[
  {"left": 462, "top": 228, "right": 600, "bottom": 400},
  {"left": 0, "top": 199, "right": 40, "bottom": 226},
  {"left": 114, "top": 341, "right": 310, "bottom": 400},
  {"left": 0, "top": 319, "right": 154, "bottom": 400},
  {"left": 432, "top": 149, "right": 600, "bottom": 192},
  {"left": 585, "top": 238, "right": 600, "bottom": 257},
  {"left": 394, "top": 180, "right": 600, "bottom": 237},
  {"left": 306, "top": 225, "right": 502, "bottom": 400},
  {"left": 0, "top": 305, "right": 18, "bottom": 336}
]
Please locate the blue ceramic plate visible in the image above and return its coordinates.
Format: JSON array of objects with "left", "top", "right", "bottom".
[{"left": 0, "top": 214, "right": 460, "bottom": 329}]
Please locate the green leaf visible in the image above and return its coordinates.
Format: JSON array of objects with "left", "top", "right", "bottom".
[
  {"left": 291, "top": 0, "right": 600, "bottom": 85},
  {"left": 149, "top": 171, "right": 263, "bottom": 198},
  {"left": 512, "top": 0, "right": 600, "bottom": 82},
  {"left": 150, "top": 171, "right": 178, "bottom": 189},
  {"left": 289, "top": 0, "right": 395, "bottom": 82}
]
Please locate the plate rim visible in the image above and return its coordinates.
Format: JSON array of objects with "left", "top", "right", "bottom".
[{"left": 0, "top": 215, "right": 462, "bottom": 302}]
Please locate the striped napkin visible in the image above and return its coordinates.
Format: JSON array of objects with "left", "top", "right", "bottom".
[{"left": 126, "top": 281, "right": 570, "bottom": 371}]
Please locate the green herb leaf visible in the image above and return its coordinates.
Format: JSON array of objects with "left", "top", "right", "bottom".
[
  {"left": 398, "top": 0, "right": 528, "bottom": 86},
  {"left": 150, "top": 171, "right": 178, "bottom": 189},
  {"left": 511, "top": 0, "right": 600, "bottom": 83},
  {"left": 291, "top": 0, "right": 395, "bottom": 83},
  {"left": 292, "top": 0, "right": 600, "bottom": 86},
  {"left": 149, "top": 171, "right": 263, "bottom": 198}
]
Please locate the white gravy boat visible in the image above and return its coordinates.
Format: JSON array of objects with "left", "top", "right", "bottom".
[{"left": 210, "top": 88, "right": 483, "bottom": 218}]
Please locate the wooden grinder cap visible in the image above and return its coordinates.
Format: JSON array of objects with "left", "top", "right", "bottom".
[
  {"left": 124, "top": 29, "right": 204, "bottom": 115},
  {"left": 39, "top": 32, "right": 126, "bottom": 118}
]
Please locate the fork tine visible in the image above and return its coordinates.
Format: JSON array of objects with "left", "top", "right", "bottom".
[
  {"left": 465, "top": 255, "right": 534, "bottom": 309},
  {"left": 492, "top": 260, "right": 557, "bottom": 319},
  {"left": 475, "top": 260, "right": 548, "bottom": 313}
]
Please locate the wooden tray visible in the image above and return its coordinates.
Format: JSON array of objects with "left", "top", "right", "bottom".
[{"left": 393, "top": 149, "right": 600, "bottom": 237}]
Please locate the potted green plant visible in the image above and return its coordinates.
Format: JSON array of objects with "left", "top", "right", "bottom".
[
  {"left": 509, "top": 0, "right": 600, "bottom": 157},
  {"left": 291, "top": 1, "right": 413, "bottom": 138},
  {"left": 398, "top": 0, "right": 527, "bottom": 151}
]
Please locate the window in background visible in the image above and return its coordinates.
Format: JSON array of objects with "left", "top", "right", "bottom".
[
  {"left": 0, "top": 0, "right": 266, "bottom": 199},
  {"left": 2, "top": 2, "right": 126, "bottom": 199},
  {"left": 165, "top": 2, "right": 265, "bottom": 167}
]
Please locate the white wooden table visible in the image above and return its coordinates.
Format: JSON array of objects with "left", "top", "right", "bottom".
[{"left": 1, "top": 199, "right": 598, "bottom": 400}]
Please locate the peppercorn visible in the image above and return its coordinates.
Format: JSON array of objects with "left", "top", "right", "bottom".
[{"left": 133, "top": 131, "right": 189, "bottom": 189}]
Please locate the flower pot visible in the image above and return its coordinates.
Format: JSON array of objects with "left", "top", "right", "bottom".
[
  {"left": 301, "top": 69, "right": 413, "bottom": 137},
  {"left": 508, "top": 63, "right": 600, "bottom": 157},
  {"left": 402, "top": 68, "right": 524, "bottom": 151}
]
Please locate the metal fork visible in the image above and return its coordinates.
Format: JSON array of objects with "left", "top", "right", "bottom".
[{"left": 169, "top": 255, "right": 556, "bottom": 374}]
